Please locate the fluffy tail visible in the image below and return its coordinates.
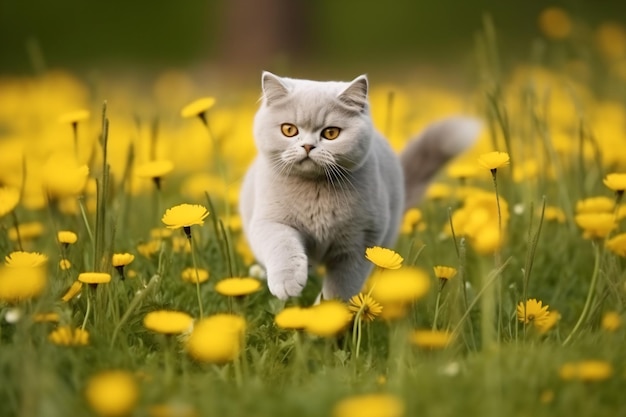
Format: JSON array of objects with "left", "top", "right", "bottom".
[{"left": 400, "top": 116, "right": 482, "bottom": 211}]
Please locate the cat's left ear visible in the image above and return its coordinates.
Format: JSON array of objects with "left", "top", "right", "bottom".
[
  {"left": 262, "top": 71, "right": 290, "bottom": 105},
  {"left": 338, "top": 75, "right": 368, "bottom": 112}
]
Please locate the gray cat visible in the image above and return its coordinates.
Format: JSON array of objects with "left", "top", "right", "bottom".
[{"left": 239, "top": 72, "right": 480, "bottom": 301}]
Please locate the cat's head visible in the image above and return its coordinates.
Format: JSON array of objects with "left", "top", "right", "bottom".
[{"left": 253, "top": 72, "right": 374, "bottom": 179}]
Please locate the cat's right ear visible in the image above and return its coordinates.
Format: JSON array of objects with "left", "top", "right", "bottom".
[{"left": 262, "top": 71, "right": 289, "bottom": 105}]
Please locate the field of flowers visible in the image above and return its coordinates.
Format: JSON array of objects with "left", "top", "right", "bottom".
[{"left": 1, "top": 8, "right": 626, "bottom": 417}]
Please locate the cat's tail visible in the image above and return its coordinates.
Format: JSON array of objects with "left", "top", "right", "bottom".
[{"left": 400, "top": 116, "right": 482, "bottom": 211}]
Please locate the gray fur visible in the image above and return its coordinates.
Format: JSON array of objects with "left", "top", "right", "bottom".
[{"left": 240, "top": 72, "right": 480, "bottom": 300}]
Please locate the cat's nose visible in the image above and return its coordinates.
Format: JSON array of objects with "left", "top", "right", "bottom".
[{"left": 302, "top": 144, "right": 315, "bottom": 154}]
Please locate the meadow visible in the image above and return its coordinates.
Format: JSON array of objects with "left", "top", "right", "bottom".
[{"left": 1, "top": 9, "right": 626, "bottom": 417}]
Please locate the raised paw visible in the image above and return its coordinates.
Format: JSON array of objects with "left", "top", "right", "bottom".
[{"left": 266, "top": 253, "right": 308, "bottom": 300}]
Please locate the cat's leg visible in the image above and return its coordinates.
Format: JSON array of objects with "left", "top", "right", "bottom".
[
  {"left": 248, "top": 221, "right": 308, "bottom": 299},
  {"left": 322, "top": 251, "right": 373, "bottom": 301}
]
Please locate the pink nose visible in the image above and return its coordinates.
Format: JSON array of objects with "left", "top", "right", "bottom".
[{"left": 303, "top": 144, "right": 315, "bottom": 154}]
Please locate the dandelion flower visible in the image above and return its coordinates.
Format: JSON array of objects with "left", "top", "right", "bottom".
[
  {"left": 143, "top": 310, "right": 193, "bottom": 334},
  {"left": 601, "top": 311, "right": 621, "bottom": 332},
  {"left": 366, "top": 267, "right": 430, "bottom": 304},
  {"left": 85, "top": 370, "right": 139, "bottom": 417},
  {"left": 576, "top": 196, "right": 614, "bottom": 213},
  {"left": 78, "top": 272, "right": 112, "bottom": 285},
  {"left": 575, "top": 213, "right": 616, "bottom": 239},
  {"left": 59, "top": 259, "right": 72, "bottom": 270},
  {"left": 535, "top": 310, "right": 560, "bottom": 334},
  {"left": 0, "top": 265, "right": 47, "bottom": 302},
  {"left": 112, "top": 253, "right": 135, "bottom": 279},
  {"left": 61, "top": 280, "right": 83, "bottom": 302},
  {"left": 137, "top": 240, "right": 161, "bottom": 258},
  {"left": 603, "top": 172, "right": 626, "bottom": 195},
  {"left": 58, "top": 109, "right": 90, "bottom": 125},
  {"left": 135, "top": 160, "right": 174, "bottom": 190},
  {"left": 304, "top": 300, "right": 352, "bottom": 337},
  {"left": 517, "top": 299, "right": 550, "bottom": 326},
  {"left": 477, "top": 151, "right": 510, "bottom": 171},
  {"left": 409, "top": 329, "right": 454, "bottom": 349},
  {"left": 332, "top": 393, "right": 405, "bottom": 417},
  {"left": 8, "top": 221, "right": 44, "bottom": 241},
  {"left": 348, "top": 293, "right": 383, "bottom": 322},
  {"left": 538, "top": 7, "right": 572, "bottom": 40},
  {"left": 365, "top": 246, "right": 403, "bottom": 269},
  {"left": 33, "top": 312, "right": 60, "bottom": 323},
  {"left": 49, "top": 326, "right": 89, "bottom": 346},
  {"left": 559, "top": 360, "right": 613, "bottom": 382},
  {"left": 42, "top": 154, "right": 89, "bottom": 198},
  {"left": 181, "top": 267, "right": 210, "bottom": 284},
  {"left": 606, "top": 233, "right": 626, "bottom": 257},
  {"left": 161, "top": 204, "right": 209, "bottom": 232},
  {"left": 215, "top": 277, "right": 261, "bottom": 297},
  {"left": 186, "top": 314, "right": 246, "bottom": 364},
  {"left": 57, "top": 230, "right": 78, "bottom": 245},
  {"left": 447, "top": 163, "right": 479, "bottom": 180},
  {"left": 433, "top": 266, "right": 457, "bottom": 281},
  {"left": 181, "top": 97, "right": 216, "bottom": 119},
  {"left": 5, "top": 251, "right": 48, "bottom": 267},
  {"left": 543, "top": 206, "right": 566, "bottom": 223},
  {"left": 0, "top": 186, "right": 20, "bottom": 217},
  {"left": 400, "top": 208, "right": 424, "bottom": 235},
  {"left": 275, "top": 306, "right": 312, "bottom": 330},
  {"left": 426, "top": 183, "right": 453, "bottom": 200}
]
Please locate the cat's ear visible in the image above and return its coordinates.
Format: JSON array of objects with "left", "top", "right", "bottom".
[
  {"left": 338, "top": 75, "right": 368, "bottom": 112},
  {"left": 262, "top": 71, "right": 289, "bottom": 105}
]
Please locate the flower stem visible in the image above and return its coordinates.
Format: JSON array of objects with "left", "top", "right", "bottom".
[
  {"left": 432, "top": 289, "right": 443, "bottom": 330},
  {"left": 81, "top": 289, "right": 92, "bottom": 330},
  {"left": 188, "top": 235, "right": 204, "bottom": 318},
  {"left": 562, "top": 241, "right": 601, "bottom": 346}
]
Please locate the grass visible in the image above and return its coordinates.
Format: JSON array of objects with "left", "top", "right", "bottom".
[{"left": 2, "top": 11, "right": 626, "bottom": 417}]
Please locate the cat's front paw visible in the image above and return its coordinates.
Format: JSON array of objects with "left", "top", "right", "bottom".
[{"left": 266, "top": 253, "right": 308, "bottom": 299}]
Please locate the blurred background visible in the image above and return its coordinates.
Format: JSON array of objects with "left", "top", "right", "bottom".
[{"left": 2, "top": 0, "right": 625, "bottom": 86}]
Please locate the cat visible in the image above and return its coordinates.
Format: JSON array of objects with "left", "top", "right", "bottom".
[{"left": 239, "top": 72, "right": 480, "bottom": 301}]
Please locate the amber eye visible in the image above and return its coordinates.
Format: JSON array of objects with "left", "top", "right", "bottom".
[
  {"left": 321, "top": 127, "right": 341, "bottom": 140},
  {"left": 281, "top": 123, "right": 299, "bottom": 137}
]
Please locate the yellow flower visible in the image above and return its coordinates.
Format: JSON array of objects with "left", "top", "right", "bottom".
[
  {"left": 137, "top": 240, "right": 162, "bottom": 258},
  {"left": 181, "top": 97, "right": 216, "bottom": 119},
  {"left": 59, "top": 259, "right": 72, "bottom": 270},
  {"left": 447, "top": 163, "right": 479, "bottom": 179},
  {"left": 332, "top": 393, "right": 405, "bottom": 417},
  {"left": 33, "top": 312, "right": 60, "bottom": 323},
  {"left": 85, "top": 370, "right": 139, "bottom": 417},
  {"left": 433, "top": 265, "right": 457, "bottom": 280},
  {"left": 161, "top": 204, "right": 209, "bottom": 230},
  {"left": 400, "top": 208, "right": 424, "bottom": 235},
  {"left": 535, "top": 310, "right": 560, "bottom": 334},
  {"left": 538, "top": 7, "right": 572, "bottom": 40},
  {"left": 606, "top": 233, "right": 626, "bottom": 257},
  {"left": 8, "top": 221, "right": 44, "bottom": 241},
  {"left": 42, "top": 154, "right": 89, "bottom": 198},
  {"left": 601, "top": 311, "right": 621, "bottom": 332},
  {"left": 366, "top": 267, "right": 430, "bottom": 304},
  {"left": 0, "top": 186, "right": 20, "bottom": 217},
  {"left": 596, "top": 22, "right": 626, "bottom": 61},
  {"left": 61, "top": 280, "right": 83, "bottom": 302},
  {"left": 477, "top": 151, "right": 510, "bottom": 171},
  {"left": 304, "top": 300, "right": 352, "bottom": 337},
  {"left": 78, "top": 272, "right": 112, "bottom": 285},
  {"left": 0, "top": 265, "right": 47, "bottom": 302},
  {"left": 426, "top": 183, "right": 453, "bottom": 200},
  {"left": 112, "top": 253, "right": 135, "bottom": 267},
  {"left": 559, "top": 360, "right": 613, "bottom": 382},
  {"left": 150, "top": 228, "right": 173, "bottom": 239},
  {"left": 543, "top": 206, "right": 566, "bottom": 223},
  {"left": 517, "top": 299, "right": 550, "bottom": 326},
  {"left": 603, "top": 172, "right": 626, "bottom": 193},
  {"left": 57, "top": 230, "right": 78, "bottom": 245},
  {"left": 409, "top": 329, "right": 454, "bottom": 349},
  {"left": 275, "top": 306, "right": 312, "bottom": 330},
  {"left": 58, "top": 109, "right": 90, "bottom": 124},
  {"left": 214, "top": 277, "right": 261, "bottom": 297},
  {"left": 148, "top": 403, "right": 198, "bottom": 417},
  {"left": 143, "top": 310, "right": 194, "bottom": 334},
  {"left": 135, "top": 160, "right": 174, "bottom": 180},
  {"left": 5, "top": 251, "right": 48, "bottom": 267},
  {"left": 186, "top": 314, "right": 246, "bottom": 364},
  {"left": 49, "top": 326, "right": 89, "bottom": 346},
  {"left": 365, "top": 246, "right": 403, "bottom": 269},
  {"left": 575, "top": 213, "right": 616, "bottom": 239},
  {"left": 576, "top": 196, "right": 614, "bottom": 213},
  {"left": 378, "top": 302, "right": 409, "bottom": 321},
  {"left": 348, "top": 293, "right": 383, "bottom": 322},
  {"left": 181, "top": 267, "right": 210, "bottom": 284}
]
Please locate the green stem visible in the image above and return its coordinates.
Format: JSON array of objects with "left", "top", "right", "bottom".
[
  {"left": 189, "top": 235, "right": 204, "bottom": 318},
  {"left": 432, "top": 289, "right": 443, "bottom": 330},
  {"left": 81, "top": 289, "right": 92, "bottom": 330},
  {"left": 562, "top": 242, "right": 602, "bottom": 346}
]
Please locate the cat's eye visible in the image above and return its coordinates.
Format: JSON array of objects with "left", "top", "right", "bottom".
[
  {"left": 281, "top": 123, "right": 299, "bottom": 137},
  {"left": 321, "top": 127, "right": 341, "bottom": 140}
]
